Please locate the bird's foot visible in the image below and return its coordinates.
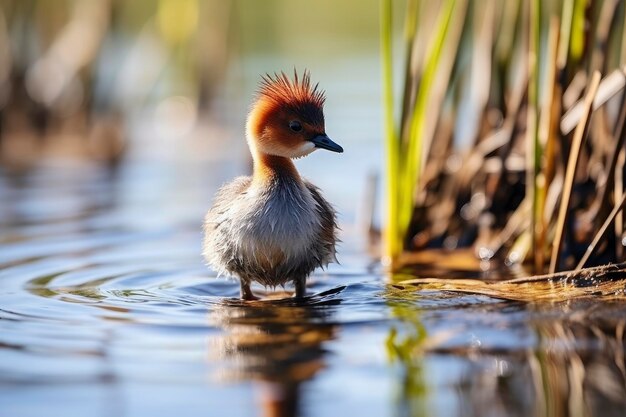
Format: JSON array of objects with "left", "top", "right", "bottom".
[
  {"left": 293, "top": 279, "right": 306, "bottom": 299},
  {"left": 240, "top": 281, "right": 259, "bottom": 301},
  {"left": 241, "top": 293, "right": 260, "bottom": 301}
]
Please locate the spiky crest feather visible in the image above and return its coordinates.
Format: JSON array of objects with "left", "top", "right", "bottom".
[{"left": 257, "top": 70, "right": 326, "bottom": 124}]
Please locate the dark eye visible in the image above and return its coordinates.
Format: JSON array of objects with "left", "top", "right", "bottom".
[{"left": 289, "top": 120, "right": 302, "bottom": 132}]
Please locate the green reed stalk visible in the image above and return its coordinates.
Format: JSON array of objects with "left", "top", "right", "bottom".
[
  {"left": 399, "top": 0, "right": 457, "bottom": 254},
  {"left": 535, "top": 18, "right": 560, "bottom": 273},
  {"left": 570, "top": 0, "right": 586, "bottom": 63},
  {"left": 380, "top": 0, "right": 401, "bottom": 265}
]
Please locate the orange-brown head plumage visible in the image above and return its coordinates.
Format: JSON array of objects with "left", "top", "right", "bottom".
[{"left": 246, "top": 70, "right": 341, "bottom": 164}]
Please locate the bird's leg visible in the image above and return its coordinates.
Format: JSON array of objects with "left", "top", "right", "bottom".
[
  {"left": 240, "top": 280, "right": 259, "bottom": 301},
  {"left": 293, "top": 278, "right": 306, "bottom": 299}
]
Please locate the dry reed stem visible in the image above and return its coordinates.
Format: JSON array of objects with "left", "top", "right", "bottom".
[
  {"left": 561, "top": 68, "right": 626, "bottom": 135},
  {"left": 399, "top": 261, "right": 626, "bottom": 302},
  {"left": 549, "top": 71, "right": 601, "bottom": 274},
  {"left": 597, "top": 91, "right": 626, "bottom": 222},
  {"left": 575, "top": 193, "right": 626, "bottom": 270}
]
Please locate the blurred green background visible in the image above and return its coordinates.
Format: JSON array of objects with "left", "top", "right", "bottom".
[{"left": 0, "top": 0, "right": 380, "bottom": 169}]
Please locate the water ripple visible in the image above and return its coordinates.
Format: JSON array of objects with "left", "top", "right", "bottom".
[{"left": 2, "top": 164, "right": 626, "bottom": 417}]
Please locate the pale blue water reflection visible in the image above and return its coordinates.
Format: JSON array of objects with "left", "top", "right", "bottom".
[{"left": 1, "top": 162, "right": 625, "bottom": 417}]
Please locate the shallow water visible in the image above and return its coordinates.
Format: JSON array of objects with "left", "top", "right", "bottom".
[{"left": 1, "top": 162, "right": 626, "bottom": 417}]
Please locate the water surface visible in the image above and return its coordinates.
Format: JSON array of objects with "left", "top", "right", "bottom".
[{"left": 1, "top": 160, "right": 625, "bottom": 417}]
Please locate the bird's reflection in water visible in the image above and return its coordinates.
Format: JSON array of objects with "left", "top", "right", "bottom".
[{"left": 208, "top": 292, "right": 340, "bottom": 417}]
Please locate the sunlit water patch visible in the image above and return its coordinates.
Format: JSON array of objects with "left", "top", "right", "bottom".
[{"left": 1, "top": 164, "right": 626, "bottom": 417}]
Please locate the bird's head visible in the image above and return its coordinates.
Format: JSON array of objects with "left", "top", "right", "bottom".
[{"left": 246, "top": 70, "right": 343, "bottom": 159}]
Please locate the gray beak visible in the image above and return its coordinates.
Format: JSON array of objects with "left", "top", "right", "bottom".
[{"left": 310, "top": 135, "right": 343, "bottom": 153}]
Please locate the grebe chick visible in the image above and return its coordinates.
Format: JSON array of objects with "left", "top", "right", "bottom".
[{"left": 203, "top": 71, "right": 343, "bottom": 300}]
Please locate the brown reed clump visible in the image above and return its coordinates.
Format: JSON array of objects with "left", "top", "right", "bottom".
[{"left": 381, "top": 0, "right": 626, "bottom": 275}]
